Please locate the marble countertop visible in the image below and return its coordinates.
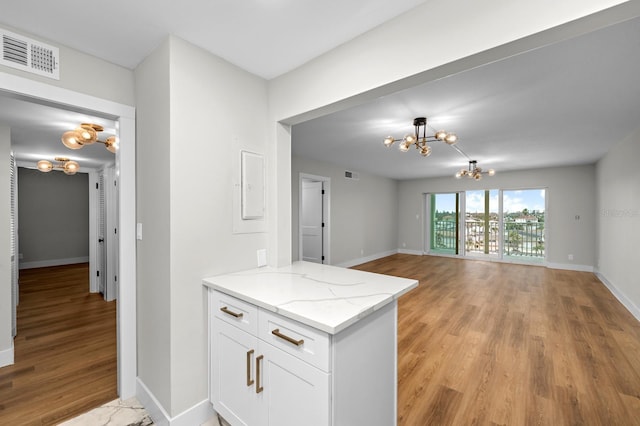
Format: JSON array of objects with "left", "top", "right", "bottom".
[{"left": 202, "top": 261, "right": 418, "bottom": 334}]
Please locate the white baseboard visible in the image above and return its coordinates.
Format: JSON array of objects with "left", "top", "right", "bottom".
[
  {"left": 546, "top": 262, "right": 594, "bottom": 272},
  {"left": 397, "top": 248, "right": 423, "bottom": 256},
  {"left": 335, "top": 250, "right": 398, "bottom": 268},
  {"left": 596, "top": 272, "right": 640, "bottom": 322},
  {"left": 19, "top": 256, "right": 89, "bottom": 270},
  {"left": 0, "top": 342, "right": 14, "bottom": 367},
  {"left": 136, "top": 378, "right": 216, "bottom": 426}
]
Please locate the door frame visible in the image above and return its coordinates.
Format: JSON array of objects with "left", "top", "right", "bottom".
[
  {"left": 298, "top": 173, "right": 330, "bottom": 264},
  {"left": 0, "top": 72, "right": 137, "bottom": 399}
]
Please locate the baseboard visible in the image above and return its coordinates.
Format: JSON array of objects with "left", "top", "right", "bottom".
[
  {"left": 397, "top": 248, "right": 423, "bottom": 256},
  {"left": 546, "top": 262, "right": 594, "bottom": 272},
  {"left": 335, "top": 250, "right": 398, "bottom": 268},
  {"left": 596, "top": 272, "right": 640, "bottom": 322},
  {"left": 0, "top": 342, "right": 14, "bottom": 367},
  {"left": 136, "top": 378, "right": 216, "bottom": 426},
  {"left": 19, "top": 256, "right": 89, "bottom": 270}
]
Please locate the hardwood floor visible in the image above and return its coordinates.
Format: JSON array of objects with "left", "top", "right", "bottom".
[
  {"left": 0, "top": 264, "right": 117, "bottom": 425},
  {"left": 352, "top": 254, "right": 640, "bottom": 426}
]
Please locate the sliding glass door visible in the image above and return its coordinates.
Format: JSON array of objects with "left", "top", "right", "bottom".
[
  {"left": 503, "top": 189, "right": 546, "bottom": 261},
  {"left": 429, "top": 193, "right": 460, "bottom": 255},
  {"left": 465, "top": 190, "right": 499, "bottom": 257}
]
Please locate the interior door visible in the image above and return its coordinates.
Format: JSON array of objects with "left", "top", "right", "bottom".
[
  {"left": 301, "top": 180, "right": 324, "bottom": 263},
  {"left": 97, "top": 171, "right": 106, "bottom": 295}
]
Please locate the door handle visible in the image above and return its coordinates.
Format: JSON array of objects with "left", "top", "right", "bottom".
[
  {"left": 246, "top": 349, "right": 254, "bottom": 386},
  {"left": 98, "top": 238, "right": 104, "bottom": 243},
  {"left": 256, "top": 355, "right": 264, "bottom": 393}
]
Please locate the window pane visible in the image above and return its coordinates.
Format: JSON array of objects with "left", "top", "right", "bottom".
[{"left": 503, "top": 189, "right": 545, "bottom": 260}]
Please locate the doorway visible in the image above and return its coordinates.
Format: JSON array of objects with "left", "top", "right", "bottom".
[
  {"left": 0, "top": 72, "right": 136, "bottom": 398},
  {"left": 299, "top": 173, "right": 330, "bottom": 264}
]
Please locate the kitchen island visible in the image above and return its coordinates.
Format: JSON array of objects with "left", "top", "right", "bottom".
[{"left": 203, "top": 261, "right": 418, "bottom": 426}]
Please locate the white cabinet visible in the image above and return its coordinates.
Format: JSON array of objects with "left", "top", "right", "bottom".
[{"left": 209, "top": 288, "right": 399, "bottom": 426}]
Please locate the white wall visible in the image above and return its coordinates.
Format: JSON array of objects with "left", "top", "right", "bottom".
[
  {"left": 0, "top": 125, "right": 11, "bottom": 365},
  {"left": 267, "top": 0, "right": 636, "bottom": 270},
  {"left": 135, "top": 37, "right": 172, "bottom": 411},
  {"left": 0, "top": 24, "right": 134, "bottom": 106},
  {"left": 596, "top": 126, "right": 640, "bottom": 318},
  {"left": 291, "top": 156, "right": 398, "bottom": 266},
  {"left": 135, "top": 35, "right": 269, "bottom": 417},
  {"left": 397, "top": 165, "right": 597, "bottom": 269}
]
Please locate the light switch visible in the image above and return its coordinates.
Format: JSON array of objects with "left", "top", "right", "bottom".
[
  {"left": 136, "top": 223, "right": 143, "bottom": 240},
  {"left": 257, "top": 248, "right": 267, "bottom": 267}
]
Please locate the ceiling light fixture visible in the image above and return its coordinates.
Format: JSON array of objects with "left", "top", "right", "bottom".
[
  {"left": 61, "top": 123, "right": 117, "bottom": 153},
  {"left": 383, "top": 117, "right": 457, "bottom": 157},
  {"left": 455, "top": 160, "right": 495, "bottom": 180},
  {"left": 37, "top": 157, "right": 80, "bottom": 175}
]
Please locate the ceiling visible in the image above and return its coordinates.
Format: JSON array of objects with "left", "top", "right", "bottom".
[{"left": 1, "top": 4, "right": 639, "bottom": 179}]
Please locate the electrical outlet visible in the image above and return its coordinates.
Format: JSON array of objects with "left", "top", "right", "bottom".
[{"left": 257, "top": 249, "right": 267, "bottom": 267}]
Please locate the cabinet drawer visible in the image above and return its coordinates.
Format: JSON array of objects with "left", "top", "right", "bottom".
[
  {"left": 258, "top": 309, "right": 330, "bottom": 372},
  {"left": 211, "top": 290, "right": 258, "bottom": 335}
]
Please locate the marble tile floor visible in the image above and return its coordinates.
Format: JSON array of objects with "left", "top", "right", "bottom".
[{"left": 58, "top": 397, "right": 226, "bottom": 426}]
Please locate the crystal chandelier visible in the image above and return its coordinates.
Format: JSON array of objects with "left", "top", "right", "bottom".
[
  {"left": 383, "top": 117, "right": 457, "bottom": 157},
  {"left": 455, "top": 160, "right": 495, "bottom": 180},
  {"left": 61, "top": 123, "right": 117, "bottom": 153},
  {"left": 37, "top": 157, "right": 80, "bottom": 175}
]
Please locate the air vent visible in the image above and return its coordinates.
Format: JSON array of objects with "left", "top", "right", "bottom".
[
  {"left": 344, "top": 170, "right": 359, "bottom": 180},
  {"left": 1, "top": 28, "right": 59, "bottom": 80}
]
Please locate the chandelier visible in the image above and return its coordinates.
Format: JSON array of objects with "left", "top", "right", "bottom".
[
  {"left": 383, "top": 117, "right": 458, "bottom": 157},
  {"left": 37, "top": 157, "right": 80, "bottom": 175},
  {"left": 61, "top": 123, "right": 117, "bottom": 153},
  {"left": 455, "top": 160, "right": 495, "bottom": 180}
]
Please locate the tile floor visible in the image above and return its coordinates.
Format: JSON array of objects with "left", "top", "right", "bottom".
[{"left": 59, "top": 397, "right": 226, "bottom": 426}]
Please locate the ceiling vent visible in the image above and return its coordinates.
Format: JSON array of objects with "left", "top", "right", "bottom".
[
  {"left": 344, "top": 170, "right": 359, "bottom": 180},
  {"left": 0, "top": 28, "right": 59, "bottom": 80}
]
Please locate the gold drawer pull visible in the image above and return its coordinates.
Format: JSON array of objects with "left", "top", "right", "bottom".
[
  {"left": 246, "top": 349, "right": 254, "bottom": 386},
  {"left": 220, "top": 306, "right": 243, "bottom": 318},
  {"left": 256, "top": 355, "right": 264, "bottom": 394},
  {"left": 271, "top": 328, "right": 304, "bottom": 346}
]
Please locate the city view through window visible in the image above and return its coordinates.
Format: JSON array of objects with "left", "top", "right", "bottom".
[{"left": 430, "top": 189, "right": 546, "bottom": 261}]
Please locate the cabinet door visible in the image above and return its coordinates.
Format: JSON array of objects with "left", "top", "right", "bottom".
[
  {"left": 257, "top": 341, "right": 330, "bottom": 426},
  {"left": 212, "top": 318, "right": 258, "bottom": 426}
]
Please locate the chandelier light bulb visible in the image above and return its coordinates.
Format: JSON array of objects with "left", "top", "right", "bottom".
[
  {"left": 444, "top": 133, "right": 458, "bottom": 144},
  {"left": 435, "top": 130, "right": 447, "bottom": 140},
  {"left": 105, "top": 136, "right": 118, "bottom": 153},
  {"left": 399, "top": 141, "right": 410, "bottom": 152},
  {"left": 37, "top": 160, "right": 53, "bottom": 172},
  {"left": 404, "top": 134, "right": 416, "bottom": 144},
  {"left": 420, "top": 146, "right": 431, "bottom": 157},
  {"left": 61, "top": 130, "right": 84, "bottom": 149},
  {"left": 63, "top": 160, "right": 80, "bottom": 175},
  {"left": 383, "top": 136, "right": 395, "bottom": 147},
  {"left": 488, "top": 169, "right": 495, "bottom": 176}
]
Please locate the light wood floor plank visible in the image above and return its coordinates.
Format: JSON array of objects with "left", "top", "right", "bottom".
[{"left": 352, "top": 254, "right": 640, "bottom": 426}]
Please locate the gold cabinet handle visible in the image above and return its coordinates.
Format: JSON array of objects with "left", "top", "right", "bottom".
[
  {"left": 220, "top": 306, "right": 243, "bottom": 318},
  {"left": 256, "top": 355, "right": 264, "bottom": 394},
  {"left": 271, "top": 329, "right": 304, "bottom": 346},
  {"left": 246, "top": 349, "right": 254, "bottom": 386}
]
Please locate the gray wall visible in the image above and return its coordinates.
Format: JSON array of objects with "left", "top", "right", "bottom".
[
  {"left": 291, "top": 156, "right": 399, "bottom": 266},
  {"left": 596, "top": 126, "right": 640, "bottom": 316},
  {"left": 398, "top": 164, "right": 597, "bottom": 269},
  {"left": 17, "top": 167, "right": 89, "bottom": 266}
]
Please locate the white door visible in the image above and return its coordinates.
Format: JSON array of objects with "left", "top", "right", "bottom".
[
  {"left": 97, "top": 171, "right": 106, "bottom": 295},
  {"left": 301, "top": 180, "right": 324, "bottom": 263}
]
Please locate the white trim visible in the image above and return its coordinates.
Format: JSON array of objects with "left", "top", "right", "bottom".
[
  {"left": 397, "top": 248, "right": 423, "bottom": 256},
  {"left": 1, "top": 72, "right": 137, "bottom": 399},
  {"left": 136, "top": 378, "right": 216, "bottom": 426},
  {"left": 596, "top": 272, "right": 640, "bottom": 322},
  {"left": 19, "top": 256, "right": 89, "bottom": 269},
  {"left": 546, "top": 262, "right": 594, "bottom": 272},
  {"left": 0, "top": 342, "right": 14, "bottom": 367},
  {"left": 335, "top": 250, "right": 397, "bottom": 268}
]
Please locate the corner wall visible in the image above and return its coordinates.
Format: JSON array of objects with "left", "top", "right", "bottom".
[
  {"left": 397, "top": 164, "right": 597, "bottom": 269},
  {"left": 0, "top": 125, "right": 12, "bottom": 366},
  {"left": 291, "top": 156, "right": 399, "bottom": 266},
  {"left": 596, "top": 126, "right": 640, "bottom": 319}
]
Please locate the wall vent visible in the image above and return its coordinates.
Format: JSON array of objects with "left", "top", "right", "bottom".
[
  {"left": 344, "top": 170, "right": 359, "bottom": 180},
  {"left": 0, "top": 28, "right": 59, "bottom": 80}
]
